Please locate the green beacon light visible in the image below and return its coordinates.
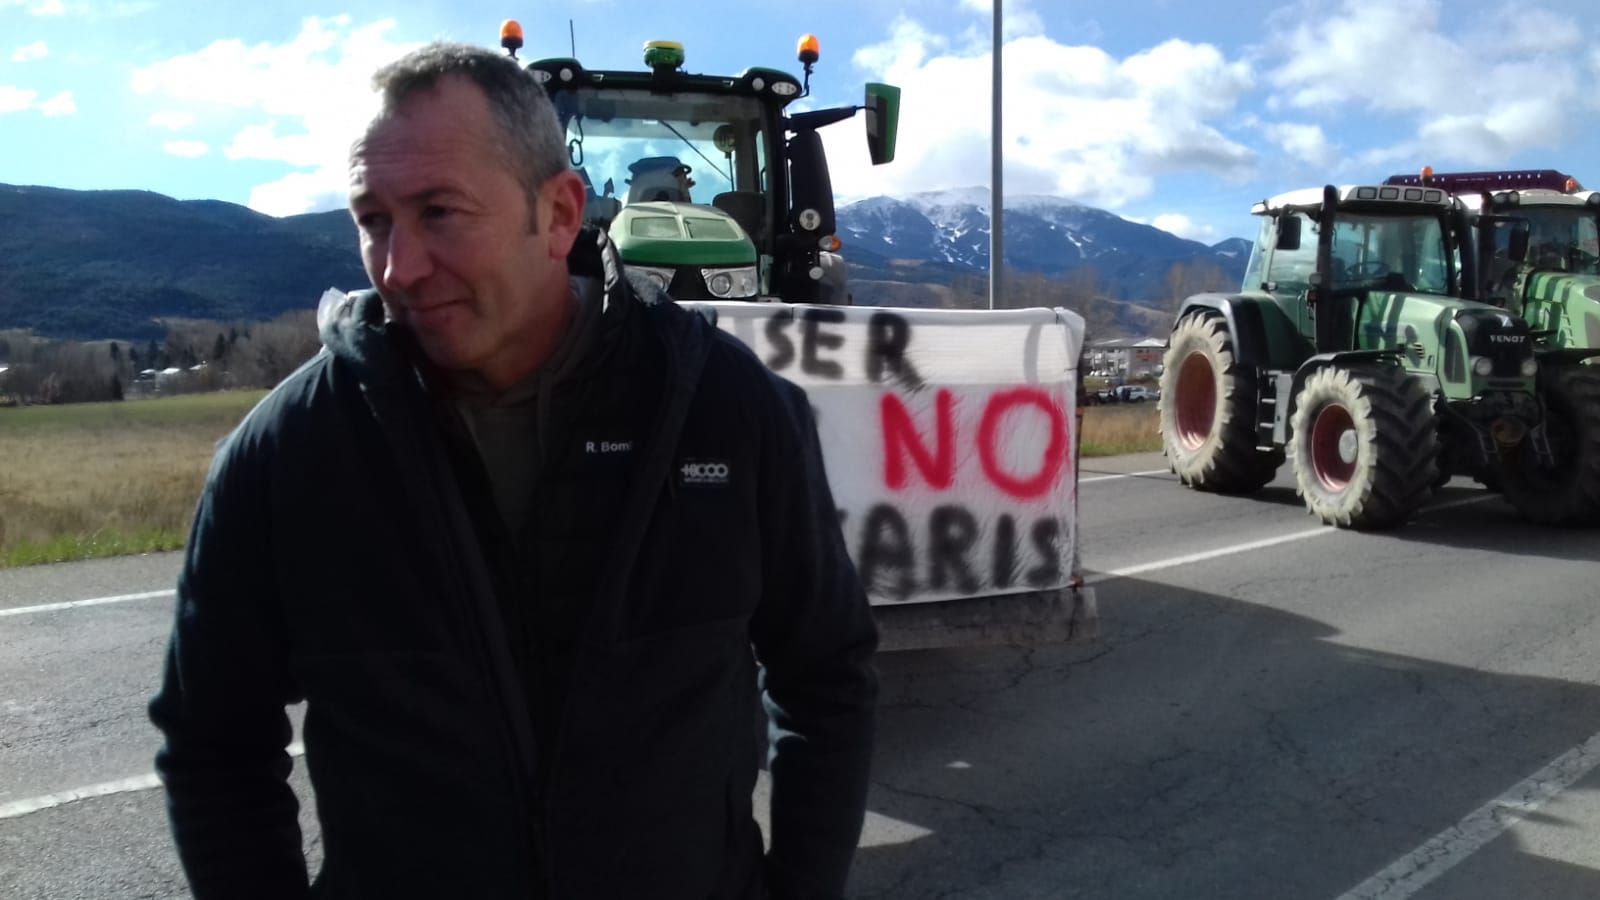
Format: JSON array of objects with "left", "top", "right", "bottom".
[{"left": 643, "top": 40, "right": 684, "bottom": 73}]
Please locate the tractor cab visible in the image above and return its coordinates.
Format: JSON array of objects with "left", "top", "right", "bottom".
[
  {"left": 502, "top": 22, "right": 900, "bottom": 303},
  {"left": 1386, "top": 168, "right": 1600, "bottom": 354},
  {"left": 1246, "top": 185, "right": 1476, "bottom": 366}
]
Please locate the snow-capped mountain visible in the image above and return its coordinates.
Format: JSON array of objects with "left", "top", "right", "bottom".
[{"left": 836, "top": 188, "right": 1250, "bottom": 302}]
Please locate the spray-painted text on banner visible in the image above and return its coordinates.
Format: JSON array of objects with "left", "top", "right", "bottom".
[{"left": 707, "top": 303, "right": 1086, "bottom": 606}]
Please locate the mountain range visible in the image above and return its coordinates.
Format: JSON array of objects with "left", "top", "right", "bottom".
[
  {"left": 0, "top": 182, "right": 1248, "bottom": 342},
  {"left": 838, "top": 186, "right": 1249, "bottom": 298}
]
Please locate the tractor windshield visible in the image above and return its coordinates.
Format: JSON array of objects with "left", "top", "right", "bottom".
[
  {"left": 1510, "top": 206, "right": 1600, "bottom": 276},
  {"left": 1329, "top": 213, "right": 1450, "bottom": 294},
  {"left": 549, "top": 87, "right": 770, "bottom": 230}
]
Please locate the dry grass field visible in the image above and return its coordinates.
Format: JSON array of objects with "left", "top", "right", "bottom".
[
  {"left": 0, "top": 391, "right": 266, "bottom": 568},
  {"left": 1080, "top": 402, "right": 1161, "bottom": 458},
  {"left": 0, "top": 390, "right": 1159, "bottom": 569}
]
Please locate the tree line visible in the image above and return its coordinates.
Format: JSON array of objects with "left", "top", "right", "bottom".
[
  {"left": 0, "top": 257, "right": 1238, "bottom": 406},
  {"left": 939, "top": 258, "right": 1235, "bottom": 340},
  {"left": 0, "top": 309, "right": 321, "bottom": 406}
]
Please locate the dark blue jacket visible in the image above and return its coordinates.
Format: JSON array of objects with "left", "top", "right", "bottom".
[{"left": 149, "top": 229, "right": 878, "bottom": 899}]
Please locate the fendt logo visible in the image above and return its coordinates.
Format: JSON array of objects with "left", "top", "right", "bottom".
[
  {"left": 679, "top": 459, "right": 731, "bottom": 486},
  {"left": 1489, "top": 334, "right": 1527, "bottom": 344}
]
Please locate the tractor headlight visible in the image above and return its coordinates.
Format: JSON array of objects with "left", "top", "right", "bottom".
[
  {"left": 632, "top": 265, "right": 675, "bottom": 291},
  {"left": 1472, "top": 356, "right": 1494, "bottom": 377},
  {"left": 701, "top": 266, "right": 758, "bottom": 299},
  {"left": 1521, "top": 357, "right": 1539, "bottom": 378}
]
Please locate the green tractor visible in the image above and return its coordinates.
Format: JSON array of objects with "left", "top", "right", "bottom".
[
  {"left": 500, "top": 22, "right": 899, "bottom": 303},
  {"left": 1383, "top": 169, "right": 1600, "bottom": 524},
  {"left": 1157, "top": 183, "right": 1584, "bottom": 529}
]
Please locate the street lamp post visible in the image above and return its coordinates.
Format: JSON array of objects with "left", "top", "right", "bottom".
[{"left": 989, "top": 0, "right": 1003, "bottom": 310}]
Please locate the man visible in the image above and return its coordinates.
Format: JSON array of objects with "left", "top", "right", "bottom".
[{"left": 149, "top": 42, "right": 877, "bottom": 900}]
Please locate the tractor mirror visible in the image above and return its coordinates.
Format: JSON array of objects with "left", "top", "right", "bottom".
[
  {"left": 1507, "top": 221, "right": 1529, "bottom": 263},
  {"left": 788, "top": 129, "right": 837, "bottom": 237},
  {"left": 1483, "top": 215, "right": 1530, "bottom": 263},
  {"left": 1277, "top": 215, "right": 1302, "bottom": 251},
  {"left": 864, "top": 82, "right": 900, "bottom": 166}
]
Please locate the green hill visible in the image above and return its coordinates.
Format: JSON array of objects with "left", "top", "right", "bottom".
[{"left": 0, "top": 184, "right": 365, "bottom": 340}]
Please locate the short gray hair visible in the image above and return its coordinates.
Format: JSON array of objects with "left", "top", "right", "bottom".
[{"left": 367, "top": 41, "right": 569, "bottom": 222}]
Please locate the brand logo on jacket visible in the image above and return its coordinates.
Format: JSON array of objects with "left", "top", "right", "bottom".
[{"left": 679, "top": 459, "right": 731, "bottom": 487}]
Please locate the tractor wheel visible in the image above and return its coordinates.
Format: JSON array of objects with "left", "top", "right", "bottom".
[
  {"left": 1501, "top": 367, "right": 1600, "bottom": 526},
  {"left": 1158, "top": 311, "right": 1282, "bottom": 492},
  {"left": 1289, "top": 364, "right": 1439, "bottom": 529}
]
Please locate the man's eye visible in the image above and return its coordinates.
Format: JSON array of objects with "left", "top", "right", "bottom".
[
  {"left": 356, "top": 212, "right": 390, "bottom": 231},
  {"left": 421, "top": 205, "right": 453, "bottom": 221}
]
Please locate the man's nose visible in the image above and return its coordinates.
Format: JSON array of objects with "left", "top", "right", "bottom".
[{"left": 382, "top": 223, "right": 433, "bottom": 293}]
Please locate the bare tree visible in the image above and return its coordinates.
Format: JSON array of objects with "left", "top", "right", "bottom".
[
  {"left": 1163, "top": 259, "right": 1233, "bottom": 313},
  {"left": 227, "top": 310, "right": 321, "bottom": 389}
]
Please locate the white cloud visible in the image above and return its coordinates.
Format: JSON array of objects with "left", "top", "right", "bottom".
[
  {"left": 1265, "top": 122, "right": 1337, "bottom": 168},
  {"left": 36, "top": 90, "right": 73, "bottom": 116},
  {"left": 1264, "top": 0, "right": 1592, "bottom": 166},
  {"left": 30, "top": 0, "right": 64, "bottom": 15},
  {"left": 163, "top": 140, "right": 209, "bottom": 158},
  {"left": 224, "top": 120, "right": 324, "bottom": 167},
  {"left": 0, "top": 85, "right": 39, "bottom": 114},
  {"left": 147, "top": 110, "right": 195, "bottom": 130},
  {"left": 131, "top": 16, "right": 418, "bottom": 215},
  {"left": 1150, "top": 213, "right": 1220, "bottom": 244},
  {"left": 11, "top": 41, "right": 48, "bottom": 63},
  {"left": 247, "top": 170, "right": 350, "bottom": 218},
  {"left": 826, "top": 17, "right": 1255, "bottom": 210},
  {"left": 958, "top": 0, "right": 1046, "bottom": 40}
]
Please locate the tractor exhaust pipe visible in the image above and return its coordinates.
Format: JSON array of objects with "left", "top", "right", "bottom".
[{"left": 1312, "top": 184, "right": 1341, "bottom": 352}]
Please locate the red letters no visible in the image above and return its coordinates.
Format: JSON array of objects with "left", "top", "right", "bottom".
[
  {"left": 881, "top": 389, "right": 954, "bottom": 490},
  {"left": 978, "top": 388, "right": 1069, "bottom": 500}
]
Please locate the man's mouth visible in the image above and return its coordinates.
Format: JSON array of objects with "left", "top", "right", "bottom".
[{"left": 406, "top": 300, "right": 463, "bottom": 328}]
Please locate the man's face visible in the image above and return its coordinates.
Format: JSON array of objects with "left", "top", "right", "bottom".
[{"left": 348, "top": 75, "right": 585, "bottom": 388}]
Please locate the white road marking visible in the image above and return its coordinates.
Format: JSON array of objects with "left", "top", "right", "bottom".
[
  {"left": 1084, "top": 494, "right": 1497, "bottom": 586},
  {"left": 1085, "top": 528, "right": 1332, "bottom": 585},
  {"left": 0, "top": 742, "right": 306, "bottom": 821},
  {"left": 0, "top": 589, "right": 175, "bottom": 619},
  {"left": 1335, "top": 731, "right": 1600, "bottom": 900},
  {"left": 0, "top": 495, "right": 1501, "bottom": 615},
  {"left": 1079, "top": 468, "right": 1171, "bottom": 485}
]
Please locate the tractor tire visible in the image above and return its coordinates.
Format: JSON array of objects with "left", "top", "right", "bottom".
[
  {"left": 1289, "top": 364, "right": 1439, "bottom": 530},
  {"left": 1158, "top": 311, "right": 1282, "bottom": 493},
  {"left": 1501, "top": 367, "right": 1600, "bottom": 526}
]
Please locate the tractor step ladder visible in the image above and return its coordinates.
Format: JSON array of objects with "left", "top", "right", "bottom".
[{"left": 1257, "top": 373, "right": 1294, "bottom": 448}]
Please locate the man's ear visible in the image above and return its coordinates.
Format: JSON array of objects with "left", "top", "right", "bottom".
[{"left": 540, "top": 170, "right": 588, "bottom": 260}]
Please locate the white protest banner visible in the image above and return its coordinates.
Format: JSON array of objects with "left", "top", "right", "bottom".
[{"left": 705, "top": 303, "right": 1086, "bottom": 607}]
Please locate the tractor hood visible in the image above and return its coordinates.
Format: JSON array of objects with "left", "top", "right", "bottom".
[
  {"left": 1521, "top": 270, "right": 1600, "bottom": 350},
  {"left": 1354, "top": 292, "right": 1536, "bottom": 399},
  {"left": 609, "top": 202, "right": 758, "bottom": 268}
]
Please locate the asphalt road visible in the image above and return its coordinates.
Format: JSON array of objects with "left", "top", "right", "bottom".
[{"left": 4, "top": 454, "right": 1600, "bottom": 899}]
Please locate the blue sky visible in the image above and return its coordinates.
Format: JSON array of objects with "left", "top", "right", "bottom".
[{"left": 4, "top": 0, "right": 1599, "bottom": 243}]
